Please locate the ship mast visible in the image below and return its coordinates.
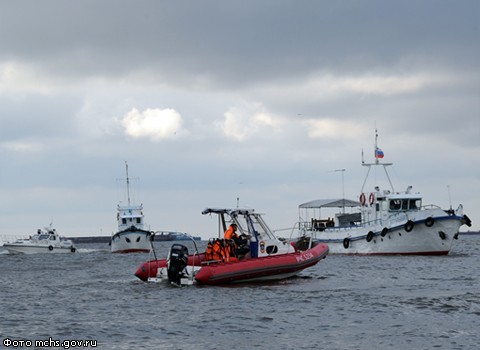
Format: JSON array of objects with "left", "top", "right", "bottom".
[
  {"left": 360, "top": 129, "right": 394, "bottom": 193},
  {"left": 125, "top": 161, "right": 131, "bottom": 206}
]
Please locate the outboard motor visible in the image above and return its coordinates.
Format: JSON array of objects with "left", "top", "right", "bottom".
[{"left": 167, "top": 244, "right": 189, "bottom": 286}]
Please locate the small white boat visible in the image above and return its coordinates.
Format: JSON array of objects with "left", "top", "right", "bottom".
[
  {"left": 297, "top": 130, "right": 472, "bottom": 255},
  {"left": 110, "top": 162, "right": 152, "bottom": 253},
  {"left": 3, "top": 226, "right": 76, "bottom": 254}
]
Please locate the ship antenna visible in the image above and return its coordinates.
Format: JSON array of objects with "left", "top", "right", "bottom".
[
  {"left": 125, "top": 161, "right": 131, "bottom": 206},
  {"left": 334, "top": 169, "right": 346, "bottom": 213},
  {"left": 447, "top": 185, "right": 452, "bottom": 210}
]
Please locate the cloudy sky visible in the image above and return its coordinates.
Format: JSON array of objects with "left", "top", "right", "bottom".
[{"left": 0, "top": 1, "right": 478, "bottom": 239}]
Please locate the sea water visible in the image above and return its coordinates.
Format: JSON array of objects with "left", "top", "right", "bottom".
[{"left": 1, "top": 236, "right": 479, "bottom": 350}]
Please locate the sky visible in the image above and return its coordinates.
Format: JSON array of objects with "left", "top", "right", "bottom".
[{"left": 0, "top": 1, "right": 478, "bottom": 239}]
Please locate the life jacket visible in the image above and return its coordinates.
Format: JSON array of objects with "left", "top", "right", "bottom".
[
  {"left": 204, "top": 239, "right": 226, "bottom": 261},
  {"left": 224, "top": 226, "right": 237, "bottom": 240},
  {"left": 205, "top": 238, "right": 239, "bottom": 262},
  {"left": 205, "top": 239, "right": 215, "bottom": 261}
]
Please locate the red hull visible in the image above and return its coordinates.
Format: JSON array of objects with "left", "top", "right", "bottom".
[{"left": 134, "top": 244, "right": 329, "bottom": 285}]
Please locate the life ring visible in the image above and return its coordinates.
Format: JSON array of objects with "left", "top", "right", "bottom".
[
  {"left": 366, "top": 231, "right": 374, "bottom": 242},
  {"left": 369, "top": 193, "right": 375, "bottom": 206},
  {"left": 404, "top": 220, "right": 415, "bottom": 232},
  {"left": 71, "top": 247, "right": 76, "bottom": 253},
  {"left": 359, "top": 193, "right": 366, "bottom": 206},
  {"left": 48, "top": 245, "right": 54, "bottom": 251},
  {"left": 438, "top": 231, "right": 446, "bottom": 240},
  {"left": 381, "top": 227, "right": 388, "bottom": 237},
  {"left": 425, "top": 217, "right": 434, "bottom": 227}
]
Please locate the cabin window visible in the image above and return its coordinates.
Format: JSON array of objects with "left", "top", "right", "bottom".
[
  {"left": 389, "top": 199, "right": 421, "bottom": 211},
  {"left": 122, "top": 218, "right": 127, "bottom": 225},
  {"left": 409, "top": 199, "right": 421, "bottom": 210},
  {"left": 136, "top": 218, "right": 142, "bottom": 224},
  {"left": 389, "top": 200, "right": 402, "bottom": 211}
]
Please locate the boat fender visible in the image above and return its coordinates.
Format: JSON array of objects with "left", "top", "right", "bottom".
[
  {"left": 438, "top": 231, "right": 446, "bottom": 240},
  {"left": 71, "top": 247, "right": 76, "bottom": 253},
  {"left": 343, "top": 237, "right": 350, "bottom": 249},
  {"left": 359, "top": 193, "right": 366, "bottom": 206},
  {"left": 366, "top": 231, "right": 374, "bottom": 242},
  {"left": 369, "top": 193, "right": 375, "bottom": 206},
  {"left": 48, "top": 245, "right": 54, "bottom": 251},
  {"left": 454, "top": 233, "right": 459, "bottom": 240},
  {"left": 425, "top": 217, "right": 434, "bottom": 227},
  {"left": 404, "top": 220, "right": 415, "bottom": 232},
  {"left": 380, "top": 227, "right": 388, "bottom": 237}
]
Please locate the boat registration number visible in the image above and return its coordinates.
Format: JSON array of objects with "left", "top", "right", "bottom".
[{"left": 296, "top": 252, "right": 314, "bottom": 262}]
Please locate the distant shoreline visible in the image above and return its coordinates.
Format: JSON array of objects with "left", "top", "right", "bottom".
[
  {"left": 70, "top": 234, "right": 202, "bottom": 244},
  {"left": 459, "top": 231, "right": 480, "bottom": 235}
]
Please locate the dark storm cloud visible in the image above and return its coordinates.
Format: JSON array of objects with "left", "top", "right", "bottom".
[{"left": 1, "top": 1, "right": 478, "bottom": 88}]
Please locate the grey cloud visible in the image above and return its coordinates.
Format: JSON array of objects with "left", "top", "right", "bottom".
[{"left": 1, "top": 1, "right": 477, "bottom": 87}]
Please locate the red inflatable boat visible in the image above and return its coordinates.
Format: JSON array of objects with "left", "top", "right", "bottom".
[{"left": 134, "top": 208, "right": 329, "bottom": 285}]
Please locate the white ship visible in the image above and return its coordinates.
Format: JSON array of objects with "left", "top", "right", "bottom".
[
  {"left": 297, "top": 130, "right": 471, "bottom": 255},
  {"left": 110, "top": 162, "right": 152, "bottom": 253}
]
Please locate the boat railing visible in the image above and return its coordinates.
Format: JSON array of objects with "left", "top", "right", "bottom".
[
  {"left": 148, "top": 231, "right": 200, "bottom": 284},
  {"left": 0, "top": 234, "right": 29, "bottom": 244},
  {"left": 297, "top": 217, "right": 390, "bottom": 233},
  {"left": 422, "top": 204, "right": 442, "bottom": 210},
  {"left": 274, "top": 222, "right": 317, "bottom": 250}
]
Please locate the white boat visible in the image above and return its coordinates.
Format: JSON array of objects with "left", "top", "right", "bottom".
[
  {"left": 297, "top": 130, "right": 472, "bottom": 255},
  {"left": 110, "top": 162, "right": 152, "bottom": 253},
  {"left": 3, "top": 226, "right": 76, "bottom": 254}
]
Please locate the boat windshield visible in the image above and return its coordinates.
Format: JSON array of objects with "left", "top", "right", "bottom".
[
  {"left": 37, "top": 234, "right": 50, "bottom": 240},
  {"left": 235, "top": 213, "right": 276, "bottom": 240}
]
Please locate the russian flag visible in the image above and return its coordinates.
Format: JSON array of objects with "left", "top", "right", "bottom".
[{"left": 375, "top": 148, "right": 384, "bottom": 159}]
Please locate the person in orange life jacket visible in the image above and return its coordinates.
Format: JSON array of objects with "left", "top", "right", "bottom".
[
  {"left": 224, "top": 223, "right": 238, "bottom": 240},
  {"left": 224, "top": 223, "right": 250, "bottom": 257}
]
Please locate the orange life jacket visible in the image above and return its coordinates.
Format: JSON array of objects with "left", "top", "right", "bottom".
[
  {"left": 224, "top": 226, "right": 237, "bottom": 240},
  {"left": 205, "top": 239, "right": 225, "bottom": 261},
  {"left": 205, "top": 238, "right": 239, "bottom": 262},
  {"left": 205, "top": 239, "right": 215, "bottom": 261}
]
